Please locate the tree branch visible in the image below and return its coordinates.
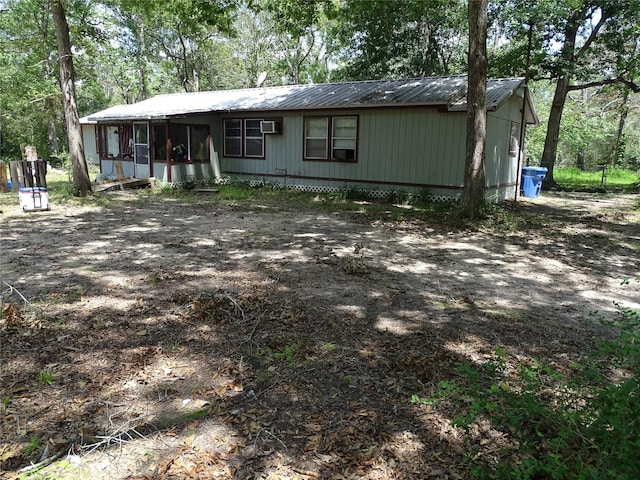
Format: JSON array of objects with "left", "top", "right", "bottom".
[
  {"left": 574, "top": 6, "right": 608, "bottom": 60},
  {"left": 616, "top": 78, "right": 640, "bottom": 93},
  {"left": 567, "top": 77, "right": 640, "bottom": 93}
]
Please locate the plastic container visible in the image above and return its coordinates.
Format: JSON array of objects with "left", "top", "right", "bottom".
[
  {"left": 521, "top": 166, "right": 548, "bottom": 198},
  {"left": 19, "top": 187, "right": 49, "bottom": 211}
]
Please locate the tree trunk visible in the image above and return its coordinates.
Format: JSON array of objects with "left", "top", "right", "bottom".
[
  {"left": 51, "top": 0, "right": 92, "bottom": 196},
  {"left": 540, "top": 75, "right": 570, "bottom": 184},
  {"left": 45, "top": 97, "right": 59, "bottom": 156},
  {"left": 461, "top": 0, "right": 487, "bottom": 219},
  {"left": 138, "top": 21, "right": 147, "bottom": 100},
  {"left": 539, "top": 9, "right": 581, "bottom": 188},
  {"left": 613, "top": 89, "right": 629, "bottom": 166},
  {"left": 576, "top": 150, "right": 584, "bottom": 170}
]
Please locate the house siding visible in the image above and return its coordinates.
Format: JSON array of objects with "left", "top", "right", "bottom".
[
  {"left": 485, "top": 94, "right": 526, "bottom": 199},
  {"left": 220, "top": 107, "right": 468, "bottom": 198},
  {"left": 81, "top": 125, "right": 99, "bottom": 166},
  {"left": 82, "top": 77, "right": 537, "bottom": 202}
]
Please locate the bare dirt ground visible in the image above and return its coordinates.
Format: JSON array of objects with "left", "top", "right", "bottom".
[{"left": 1, "top": 190, "right": 639, "bottom": 479}]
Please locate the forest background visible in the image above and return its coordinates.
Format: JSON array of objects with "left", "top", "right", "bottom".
[{"left": 1, "top": 0, "right": 639, "bottom": 184}]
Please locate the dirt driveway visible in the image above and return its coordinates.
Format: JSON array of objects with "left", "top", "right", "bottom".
[{"left": 1, "top": 190, "right": 639, "bottom": 478}]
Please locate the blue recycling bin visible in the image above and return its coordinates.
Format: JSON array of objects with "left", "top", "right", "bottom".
[{"left": 521, "top": 166, "right": 548, "bottom": 198}]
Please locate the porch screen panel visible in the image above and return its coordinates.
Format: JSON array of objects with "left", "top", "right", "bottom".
[
  {"left": 169, "top": 124, "right": 189, "bottom": 162},
  {"left": 98, "top": 125, "right": 117, "bottom": 159},
  {"left": 304, "top": 117, "right": 328, "bottom": 159},
  {"left": 120, "top": 125, "right": 133, "bottom": 158},
  {"left": 152, "top": 125, "right": 167, "bottom": 160},
  {"left": 98, "top": 125, "right": 133, "bottom": 159},
  {"left": 190, "top": 125, "right": 209, "bottom": 161}
]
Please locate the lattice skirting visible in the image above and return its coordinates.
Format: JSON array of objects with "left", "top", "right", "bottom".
[{"left": 156, "top": 177, "right": 461, "bottom": 203}]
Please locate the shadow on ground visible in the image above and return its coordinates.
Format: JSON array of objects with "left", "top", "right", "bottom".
[{"left": 1, "top": 191, "right": 638, "bottom": 478}]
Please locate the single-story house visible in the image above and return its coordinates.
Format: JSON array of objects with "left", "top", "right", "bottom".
[{"left": 81, "top": 75, "right": 538, "bottom": 200}]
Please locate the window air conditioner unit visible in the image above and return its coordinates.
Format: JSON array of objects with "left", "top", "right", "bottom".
[
  {"left": 333, "top": 148, "right": 355, "bottom": 160},
  {"left": 260, "top": 120, "right": 281, "bottom": 134}
]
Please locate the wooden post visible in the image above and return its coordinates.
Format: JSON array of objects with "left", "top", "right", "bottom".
[
  {"left": 0, "top": 161, "right": 8, "bottom": 192},
  {"left": 35, "top": 160, "right": 47, "bottom": 188},
  {"left": 9, "top": 161, "right": 20, "bottom": 191},
  {"left": 20, "top": 161, "right": 34, "bottom": 188},
  {"left": 115, "top": 161, "right": 124, "bottom": 179}
]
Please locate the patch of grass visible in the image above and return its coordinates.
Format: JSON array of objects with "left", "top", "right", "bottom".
[
  {"left": 411, "top": 379, "right": 458, "bottom": 408},
  {"left": 555, "top": 166, "right": 639, "bottom": 192},
  {"left": 255, "top": 369, "right": 273, "bottom": 385},
  {"left": 216, "top": 184, "right": 255, "bottom": 201},
  {"left": 415, "top": 298, "right": 640, "bottom": 479},
  {"left": 63, "top": 287, "right": 84, "bottom": 303},
  {"left": 273, "top": 344, "right": 299, "bottom": 367},
  {"left": 23, "top": 435, "right": 41, "bottom": 457},
  {"left": 148, "top": 272, "right": 160, "bottom": 286},
  {"left": 163, "top": 338, "right": 182, "bottom": 355},
  {"left": 43, "top": 174, "right": 123, "bottom": 208},
  {"left": 184, "top": 408, "right": 209, "bottom": 421},
  {"left": 37, "top": 370, "right": 55, "bottom": 386},
  {"left": 323, "top": 343, "right": 338, "bottom": 352}
]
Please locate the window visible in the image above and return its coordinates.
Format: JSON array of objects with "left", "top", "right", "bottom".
[
  {"left": 509, "top": 122, "right": 520, "bottom": 157},
  {"left": 304, "top": 116, "right": 357, "bottom": 162},
  {"left": 98, "top": 124, "right": 133, "bottom": 160},
  {"left": 245, "top": 119, "right": 264, "bottom": 157},
  {"left": 332, "top": 117, "right": 357, "bottom": 161},
  {"left": 224, "top": 119, "right": 242, "bottom": 157},
  {"left": 304, "top": 117, "right": 328, "bottom": 159},
  {"left": 223, "top": 119, "right": 265, "bottom": 158}
]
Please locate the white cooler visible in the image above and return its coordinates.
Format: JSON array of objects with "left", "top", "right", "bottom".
[{"left": 19, "top": 187, "right": 49, "bottom": 211}]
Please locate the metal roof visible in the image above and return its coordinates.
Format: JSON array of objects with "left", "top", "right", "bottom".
[{"left": 85, "top": 75, "right": 536, "bottom": 123}]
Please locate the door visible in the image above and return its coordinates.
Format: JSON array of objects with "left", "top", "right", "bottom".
[{"left": 133, "top": 122, "right": 150, "bottom": 178}]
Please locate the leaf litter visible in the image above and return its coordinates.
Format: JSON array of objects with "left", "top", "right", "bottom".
[{"left": 0, "top": 191, "right": 638, "bottom": 478}]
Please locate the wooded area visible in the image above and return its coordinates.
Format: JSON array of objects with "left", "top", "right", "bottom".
[{"left": 1, "top": 0, "right": 639, "bottom": 184}]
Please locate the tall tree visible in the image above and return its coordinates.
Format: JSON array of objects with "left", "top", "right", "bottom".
[
  {"left": 462, "top": 0, "right": 488, "bottom": 218},
  {"left": 260, "top": 0, "right": 335, "bottom": 84},
  {"left": 0, "top": 0, "right": 62, "bottom": 160},
  {"left": 232, "top": 4, "right": 278, "bottom": 87},
  {"left": 332, "top": 0, "right": 467, "bottom": 80},
  {"left": 492, "top": 0, "right": 640, "bottom": 185},
  {"left": 129, "top": 0, "right": 237, "bottom": 92},
  {"left": 51, "top": 0, "right": 91, "bottom": 196},
  {"left": 612, "top": 88, "right": 630, "bottom": 166}
]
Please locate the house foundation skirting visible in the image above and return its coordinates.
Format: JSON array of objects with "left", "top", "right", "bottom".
[{"left": 157, "top": 173, "right": 518, "bottom": 203}]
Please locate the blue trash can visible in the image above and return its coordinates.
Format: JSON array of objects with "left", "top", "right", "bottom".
[{"left": 521, "top": 166, "right": 548, "bottom": 198}]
